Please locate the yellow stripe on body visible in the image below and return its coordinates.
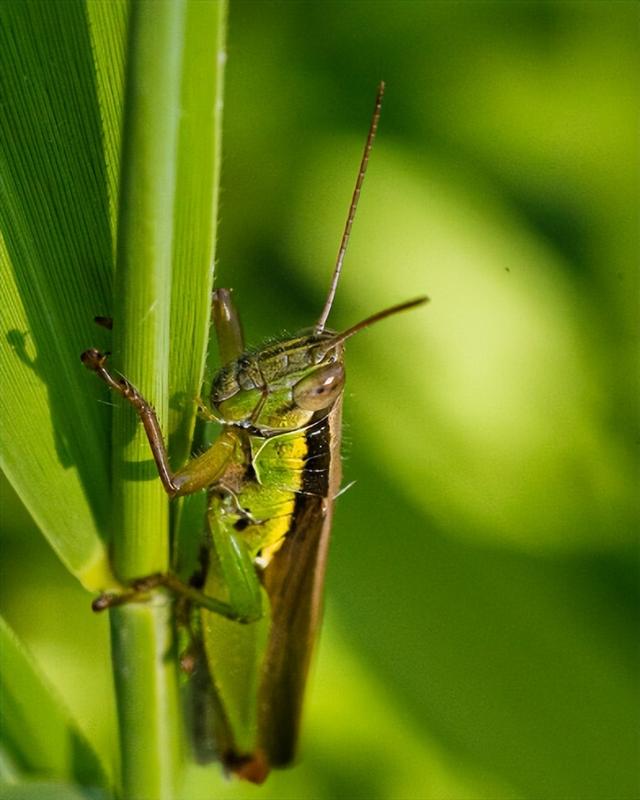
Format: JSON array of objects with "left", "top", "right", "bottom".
[{"left": 232, "top": 430, "right": 309, "bottom": 564}]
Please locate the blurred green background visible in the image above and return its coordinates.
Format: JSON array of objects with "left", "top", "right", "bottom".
[{"left": 1, "top": 1, "right": 638, "bottom": 799}]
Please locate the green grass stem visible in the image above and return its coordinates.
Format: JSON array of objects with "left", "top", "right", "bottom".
[
  {"left": 110, "top": 3, "right": 186, "bottom": 798},
  {"left": 108, "top": 1, "right": 227, "bottom": 796}
]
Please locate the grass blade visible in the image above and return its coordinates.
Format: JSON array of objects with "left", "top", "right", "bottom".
[
  {"left": 168, "top": 0, "right": 227, "bottom": 468},
  {"left": 0, "top": 615, "right": 109, "bottom": 790},
  {"left": 0, "top": 1, "right": 119, "bottom": 589}
]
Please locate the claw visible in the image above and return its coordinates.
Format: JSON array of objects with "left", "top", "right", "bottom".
[
  {"left": 92, "top": 593, "right": 116, "bottom": 612},
  {"left": 81, "top": 348, "right": 107, "bottom": 370}
]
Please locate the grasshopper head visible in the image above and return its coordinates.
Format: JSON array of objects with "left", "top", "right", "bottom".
[
  {"left": 210, "top": 332, "right": 345, "bottom": 434},
  {"left": 210, "top": 295, "right": 427, "bottom": 435}
]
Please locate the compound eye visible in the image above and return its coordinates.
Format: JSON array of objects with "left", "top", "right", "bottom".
[{"left": 293, "top": 362, "right": 345, "bottom": 411}]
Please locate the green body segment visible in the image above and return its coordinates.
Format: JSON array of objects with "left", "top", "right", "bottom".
[{"left": 218, "top": 428, "right": 312, "bottom": 555}]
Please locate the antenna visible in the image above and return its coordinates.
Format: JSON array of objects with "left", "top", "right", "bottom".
[
  {"left": 315, "top": 81, "right": 386, "bottom": 333},
  {"left": 317, "top": 296, "right": 429, "bottom": 355}
]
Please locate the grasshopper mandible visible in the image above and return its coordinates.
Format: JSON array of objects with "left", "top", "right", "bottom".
[{"left": 82, "top": 82, "right": 427, "bottom": 783}]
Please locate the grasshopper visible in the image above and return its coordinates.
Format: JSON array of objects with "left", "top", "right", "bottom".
[{"left": 82, "top": 82, "right": 427, "bottom": 783}]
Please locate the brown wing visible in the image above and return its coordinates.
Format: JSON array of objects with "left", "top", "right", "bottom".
[{"left": 257, "top": 398, "right": 343, "bottom": 767}]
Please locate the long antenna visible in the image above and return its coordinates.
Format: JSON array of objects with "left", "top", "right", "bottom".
[
  {"left": 317, "top": 296, "right": 429, "bottom": 355},
  {"left": 315, "top": 81, "right": 386, "bottom": 333}
]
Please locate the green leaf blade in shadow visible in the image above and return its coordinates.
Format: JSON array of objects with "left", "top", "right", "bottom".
[
  {"left": 0, "top": 1, "right": 120, "bottom": 589},
  {"left": 86, "top": 0, "right": 129, "bottom": 249}
]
